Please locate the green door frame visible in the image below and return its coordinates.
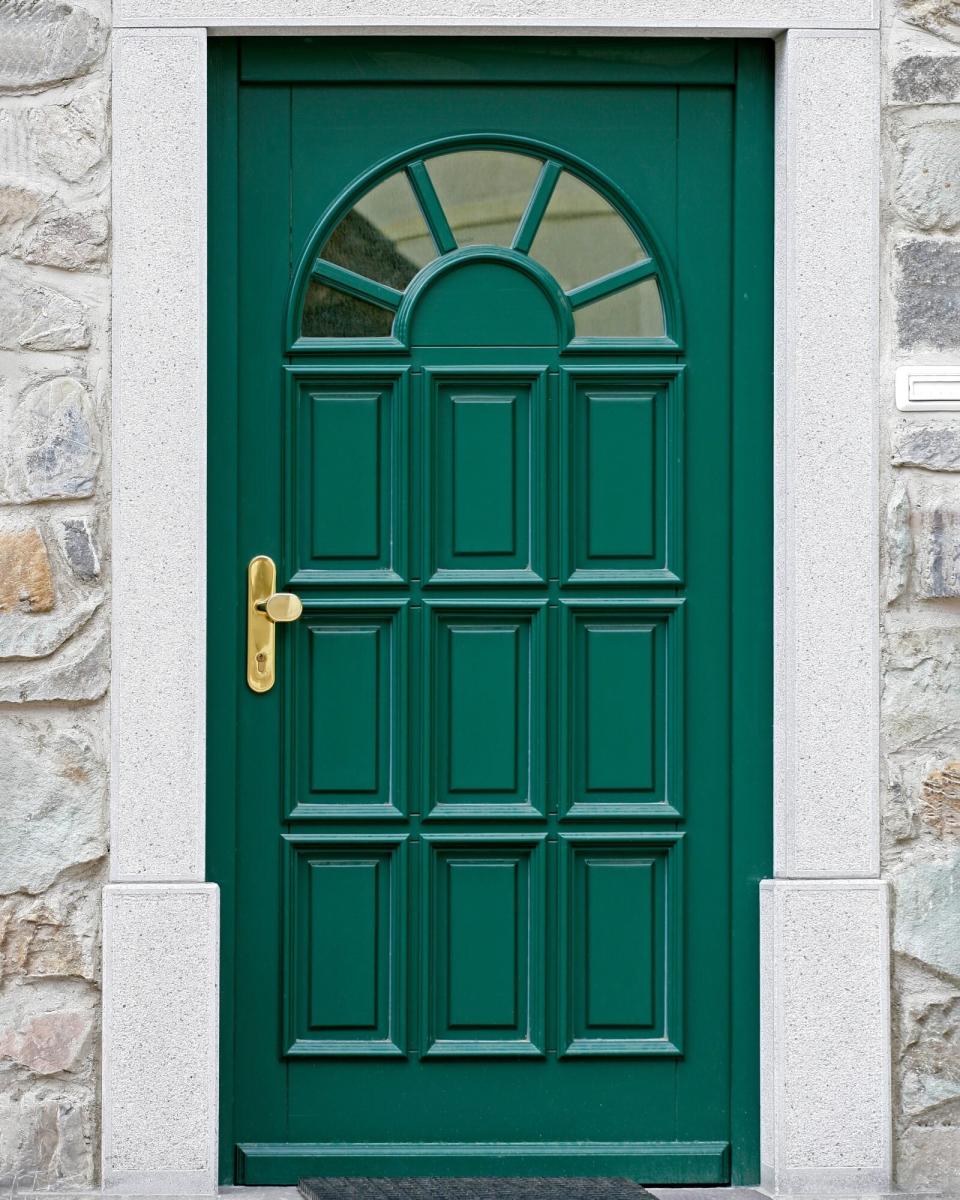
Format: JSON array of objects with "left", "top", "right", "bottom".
[{"left": 206, "top": 36, "right": 773, "bottom": 1185}]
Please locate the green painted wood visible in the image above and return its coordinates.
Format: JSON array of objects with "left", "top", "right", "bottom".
[
  {"left": 205, "top": 37, "right": 240, "bottom": 1181},
  {"left": 285, "top": 835, "right": 407, "bottom": 1057},
  {"left": 208, "top": 37, "right": 773, "bottom": 1188},
  {"left": 406, "top": 161, "right": 457, "bottom": 255},
  {"left": 728, "top": 41, "right": 775, "bottom": 1186},
  {"left": 513, "top": 160, "right": 562, "bottom": 254},
  {"left": 239, "top": 36, "right": 737, "bottom": 84},
  {"left": 567, "top": 259, "right": 658, "bottom": 310},
  {"left": 236, "top": 1141, "right": 731, "bottom": 1185},
  {"left": 312, "top": 259, "right": 403, "bottom": 311}
]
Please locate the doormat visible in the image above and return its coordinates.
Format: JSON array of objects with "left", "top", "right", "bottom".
[{"left": 299, "top": 1179, "right": 653, "bottom": 1199}]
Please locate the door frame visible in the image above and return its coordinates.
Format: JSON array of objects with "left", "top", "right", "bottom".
[
  {"left": 103, "top": 9, "right": 890, "bottom": 1199},
  {"left": 211, "top": 38, "right": 767, "bottom": 1186}
]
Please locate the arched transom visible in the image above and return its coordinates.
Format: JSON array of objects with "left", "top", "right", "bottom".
[{"left": 295, "top": 145, "right": 673, "bottom": 345}]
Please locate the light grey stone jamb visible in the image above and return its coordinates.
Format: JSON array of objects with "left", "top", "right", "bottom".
[
  {"left": 107, "top": 26, "right": 217, "bottom": 1196},
  {"left": 774, "top": 28, "right": 881, "bottom": 882},
  {"left": 761, "top": 881, "right": 892, "bottom": 1196},
  {"left": 106, "top": 9, "right": 889, "bottom": 1196},
  {"left": 762, "top": 27, "right": 890, "bottom": 1195},
  {"left": 102, "top": 885, "right": 219, "bottom": 1195},
  {"left": 111, "top": 26, "right": 207, "bottom": 884}
]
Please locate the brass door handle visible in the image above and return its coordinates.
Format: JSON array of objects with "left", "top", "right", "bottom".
[
  {"left": 247, "top": 555, "right": 302, "bottom": 692},
  {"left": 257, "top": 592, "right": 303, "bottom": 623}
]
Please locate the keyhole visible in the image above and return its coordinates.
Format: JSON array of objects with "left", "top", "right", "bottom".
[{"left": 256, "top": 652, "right": 267, "bottom": 674}]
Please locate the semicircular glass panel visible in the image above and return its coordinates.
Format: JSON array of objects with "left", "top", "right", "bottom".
[
  {"left": 530, "top": 170, "right": 648, "bottom": 290},
  {"left": 302, "top": 279, "right": 395, "bottom": 339},
  {"left": 424, "top": 150, "right": 543, "bottom": 248},
  {"left": 574, "top": 276, "right": 665, "bottom": 339},
  {"left": 321, "top": 171, "right": 435, "bottom": 289},
  {"left": 299, "top": 148, "right": 669, "bottom": 341}
]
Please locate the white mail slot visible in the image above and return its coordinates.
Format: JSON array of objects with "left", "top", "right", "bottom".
[{"left": 896, "top": 364, "right": 960, "bottom": 411}]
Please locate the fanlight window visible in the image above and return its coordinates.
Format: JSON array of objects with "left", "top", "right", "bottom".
[{"left": 301, "top": 149, "right": 667, "bottom": 341}]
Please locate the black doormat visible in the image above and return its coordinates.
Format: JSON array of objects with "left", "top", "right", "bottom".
[{"left": 299, "top": 1179, "right": 653, "bottom": 1200}]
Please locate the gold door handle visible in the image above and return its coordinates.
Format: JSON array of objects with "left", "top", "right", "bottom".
[{"left": 247, "top": 555, "right": 303, "bottom": 693}]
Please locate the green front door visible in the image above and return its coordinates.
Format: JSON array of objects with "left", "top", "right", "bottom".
[{"left": 208, "top": 37, "right": 773, "bottom": 1187}]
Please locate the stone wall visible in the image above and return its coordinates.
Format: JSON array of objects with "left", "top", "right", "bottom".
[
  {"left": 0, "top": 0, "right": 110, "bottom": 1186},
  {"left": 883, "top": 0, "right": 960, "bottom": 1189},
  {"left": 0, "top": 0, "right": 959, "bottom": 1189}
]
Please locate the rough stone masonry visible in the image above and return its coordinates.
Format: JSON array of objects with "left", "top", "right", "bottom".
[
  {"left": 1, "top": 0, "right": 960, "bottom": 1189},
  {"left": 884, "top": 0, "right": 960, "bottom": 1189},
  {"left": 0, "top": 0, "right": 110, "bottom": 1186}
]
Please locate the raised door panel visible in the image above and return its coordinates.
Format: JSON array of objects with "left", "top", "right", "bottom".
[
  {"left": 283, "top": 836, "right": 407, "bottom": 1057},
  {"left": 423, "top": 602, "right": 546, "bottom": 819},
  {"left": 286, "top": 603, "right": 407, "bottom": 819},
  {"left": 422, "top": 368, "right": 547, "bottom": 585},
  {"left": 560, "top": 600, "right": 683, "bottom": 819},
  {"left": 559, "top": 834, "right": 682, "bottom": 1057},
  {"left": 286, "top": 368, "right": 408, "bottom": 584},
  {"left": 421, "top": 835, "right": 545, "bottom": 1057},
  {"left": 560, "top": 368, "right": 683, "bottom": 585}
]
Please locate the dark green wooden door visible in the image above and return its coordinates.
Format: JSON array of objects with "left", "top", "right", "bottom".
[{"left": 208, "top": 37, "right": 773, "bottom": 1187}]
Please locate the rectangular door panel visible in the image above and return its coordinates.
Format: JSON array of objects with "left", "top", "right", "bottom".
[
  {"left": 423, "top": 368, "right": 547, "bottom": 584},
  {"left": 559, "top": 834, "right": 683, "bottom": 1056},
  {"left": 560, "top": 368, "right": 683, "bottom": 586},
  {"left": 283, "top": 835, "right": 407, "bottom": 1056},
  {"left": 423, "top": 602, "right": 546, "bottom": 819},
  {"left": 286, "top": 368, "right": 409, "bottom": 584},
  {"left": 560, "top": 600, "right": 684, "bottom": 819},
  {"left": 286, "top": 603, "right": 407, "bottom": 819},
  {"left": 422, "top": 835, "right": 546, "bottom": 1057}
]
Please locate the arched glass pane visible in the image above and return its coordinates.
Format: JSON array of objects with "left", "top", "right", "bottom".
[
  {"left": 302, "top": 277, "right": 394, "bottom": 338},
  {"left": 321, "top": 171, "right": 434, "bottom": 290},
  {"left": 530, "top": 170, "right": 648, "bottom": 292},
  {"left": 425, "top": 150, "right": 542, "bottom": 248},
  {"left": 574, "top": 276, "right": 665, "bottom": 339}
]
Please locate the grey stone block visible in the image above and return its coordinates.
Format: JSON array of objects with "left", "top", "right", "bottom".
[
  {"left": 883, "top": 627, "right": 960, "bottom": 751},
  {"left": 0, "top": 621, "right": 109, "bottom": 702},
  {"left": 892, "top": 424, "right": 960, "bottom": 471},
  {"left": 896, "top": 239, "right": 960, "bottom": 352},
  {"left": 3, "top": 377, "right": 100, "bottom": 502},
  {"left": 55, "top": 517, "right": 101, "bottom": 582},
  {"left": 893, "top": 54, "right": 960, "bottom": 103},
  {"left": 899, "top": 0, "right": 960, "bottom": 46},
  {"left": 0, "top": 271, "right": 89, "bottom": 351},
  {"left": 916, "top": 504, "right": 960, "bottom": 598},
  {"left": 894, "top": 848, "right": 960, "bottom": 979},
  {"left": 19, "top": 202, "right": 108, "bottom": 270},
  {"left": 886, "top": 480, "right": 913, "bottom": 603},
  {"left": 0, "top": 0, "right": 107, "bottom": 93},
  {"left": 895, "top": 122, "right": 960, "bottom": 232},
  {"left": 0, "top": 714, "right": 107, "bottom": 895}
]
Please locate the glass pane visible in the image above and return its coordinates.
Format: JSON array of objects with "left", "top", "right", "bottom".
[
  {"left": 302, "top": 278, "right": 394, "bottom": 338},
  {"left": 425, "top": 150, "right": 542, "bottom": 248},
  {"left": 530, "top": 171, "right": 647, "bottom": 292},
  {"left": 574, "top": 277, "right": 665, "bottom": 339},
  {"left": 321, "top": 171, "right": 434, "bottom": 289}
]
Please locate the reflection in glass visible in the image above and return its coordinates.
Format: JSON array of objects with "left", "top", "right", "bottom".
[
  {"left": 301, "top": 150, "right": 668, "bottom": 340},
  {"left": 426, "top": 151, "right": 542, "bottom": 248},
  {"left": 530, "top": 170, "right": 648, "bottom": 292},
  {"left": 302, "top": 277, "right": 394, "bottom": 338},
  {"left": 320, "top": 171, "right": 434, "bottom": 290},
  {"left": 574, "top": 277, "right": 665, "bottom": 339}
]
